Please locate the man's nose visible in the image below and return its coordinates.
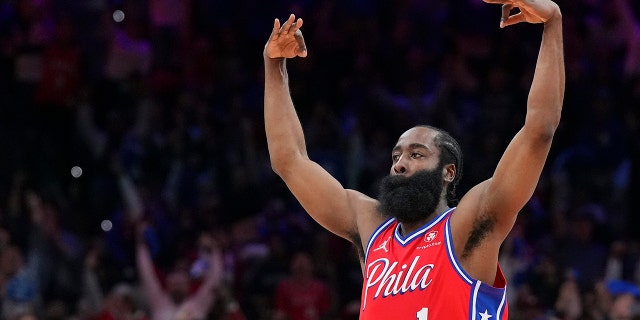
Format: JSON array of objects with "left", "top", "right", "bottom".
[{"left": 392, "top": 156, "right": 408, "bottom": 174}]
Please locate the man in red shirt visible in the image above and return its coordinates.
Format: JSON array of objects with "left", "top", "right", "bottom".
[
  {"left": 263, "top": 0, "right": 565, "bottom": 318},
  {"left": 273, "top": 252, "right": 330, "bottom": 320}
]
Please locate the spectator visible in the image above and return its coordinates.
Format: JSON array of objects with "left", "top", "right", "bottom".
[
  {"left": 273, "top": 251, "right": 331, "bottom": 320},
  {"left": 94, "top": 283, "right": 146, "bottom": 320},
  {"left": 0, "top": 245, "right": 39, "bottom": 320},
  {"left": 135, "top": 222, "right": 225, "bottom": 320}
]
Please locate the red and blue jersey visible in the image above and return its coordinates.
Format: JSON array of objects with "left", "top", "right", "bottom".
[{"left": 360, "top": 208, "right": 508, "bottom": 319}]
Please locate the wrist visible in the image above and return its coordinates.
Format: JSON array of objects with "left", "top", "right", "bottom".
[
  {"left": 263, "top": 45, "right": 285, "bottom": 61},
  {"left": 264, "top": 55, "right": 285, "bottom": 62},
  {"left": 544, "top": 5, "right": 562, "bottom": 26},
  {"left": 264, "top": 56, "right": 287, "bottom": 74}
]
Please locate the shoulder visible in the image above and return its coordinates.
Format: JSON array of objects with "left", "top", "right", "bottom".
[
  {"left": 345, "top": 189, "right": 387, "bottom": 258},
  {"left": 348, "top": 191, "right": 386, "bottom": 235}
]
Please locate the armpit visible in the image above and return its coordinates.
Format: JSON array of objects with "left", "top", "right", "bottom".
[{"left": 462, "top": 215, "right": 496, "bottom": 259}]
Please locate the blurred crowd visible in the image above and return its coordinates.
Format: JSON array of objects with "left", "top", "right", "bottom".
[{"left": 0, "top": 0, "right": 639, "bottom": 319}]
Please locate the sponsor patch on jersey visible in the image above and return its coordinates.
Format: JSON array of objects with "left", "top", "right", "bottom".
[{"left": 423, "top": 231, "right": 438, "bottom": 242}]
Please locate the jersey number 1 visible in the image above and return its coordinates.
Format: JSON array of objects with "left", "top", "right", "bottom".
[{"left": 416, "top": 308, "right": 429, "bottom": 320}]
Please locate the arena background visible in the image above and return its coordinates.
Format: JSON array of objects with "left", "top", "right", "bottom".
[{"left": 0, "top": 0, "right": 639, "bottom": 319}]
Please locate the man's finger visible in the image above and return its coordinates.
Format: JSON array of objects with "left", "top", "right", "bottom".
[
  {"left": 483, "top": 0, "right": 508, "bottom": 4},
  {"left": 270, "top": 18, "right": 281, "bottom": 41},
  {"left": 501, "top": 3, "right": 514, "bottom": 27},
  {"left": 290, "top": 17, "right": 304, "bottom": 33},
  {"left": 294, "top": 30, "right": 308, "bottom": 57},
  {"left": 501, "top": 3, "right": 514, "bottom": 21},
  {"left": 502, "top": 12, "right": 526, "bottom": 27},
  {"left": 281, "top": 13, "right": 296, "bottom": 34}
]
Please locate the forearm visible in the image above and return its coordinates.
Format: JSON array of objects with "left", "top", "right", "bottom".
[
  {"left": 525, "top": 11, "right": 564, "bottom": 136},
  {"left": 118, "top": 173, "right": 143, "bottom": 220},
  {"left": 76, "top": 103, "right": 108, "bottom": 159},
  {"left": 189, "top": 251, "right": 223, "bottom": 311},
  {"left": 264, "top": 57, "right": 308, "bottom": 174},
  {"left": 135, "top": 241, "right": 166, "bottom": 306}
]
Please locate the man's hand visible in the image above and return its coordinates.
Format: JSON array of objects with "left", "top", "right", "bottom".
[
  {"left": 483, "top": 0, "right": 561, "bottom": 28},
  {"left": 264, "top": 13, "right": 307, "bottom": 59}
]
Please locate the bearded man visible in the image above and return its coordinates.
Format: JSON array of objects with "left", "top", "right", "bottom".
[{"left": 263, "top": 0, "right": 565, "bottom": 318}]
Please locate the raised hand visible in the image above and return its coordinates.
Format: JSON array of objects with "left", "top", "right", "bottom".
[
  {"left": 264, "top": 13, "right": 308, "bottom": 59},
  {"left": 483, "top": 0, "right": 561, "bottom": 28}
]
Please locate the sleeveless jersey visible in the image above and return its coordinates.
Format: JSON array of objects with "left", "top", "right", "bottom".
[{"left": 360, "top": 208, "right": 508, "bottom": 319}]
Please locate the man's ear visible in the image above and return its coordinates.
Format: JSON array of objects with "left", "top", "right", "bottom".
[{"left": 443, "top": 164, "right": 455, "bottom": 182}]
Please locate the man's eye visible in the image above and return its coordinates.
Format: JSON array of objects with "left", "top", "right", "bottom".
[
  {"left": 411, "top": 153, "right": 423, "bottom": 159},
  {"left": 392, "top": 154, "right": 400, "bottom": 161}
]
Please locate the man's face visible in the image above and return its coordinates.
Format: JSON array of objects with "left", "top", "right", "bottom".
[
  {"left": 378, "top": 127, "right": 450, "bottom": 223},
  {"left": 389, "top": 127, "right": 441, "bottom": 175}
]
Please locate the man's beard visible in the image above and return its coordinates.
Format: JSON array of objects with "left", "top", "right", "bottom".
[{"left": 377, "top": 166, "right": 444, "bottom": 224}]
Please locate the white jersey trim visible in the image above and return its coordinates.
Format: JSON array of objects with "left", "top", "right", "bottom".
[
  {"left": 393, "top": 207, "right": 455, "bottom": 246},
  {"left": 364, "top": 217, "right": 395, "bottom": 261}
]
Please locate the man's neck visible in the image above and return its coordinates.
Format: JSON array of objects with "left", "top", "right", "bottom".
[{"left": 398, "top": 203, "right": 450, "bottom": 236}]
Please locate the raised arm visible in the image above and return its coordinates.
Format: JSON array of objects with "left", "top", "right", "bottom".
[
  {"left": 453, "top": 0, "right": 564, "bottom": 276},
  {"left": 135, "top": 223, "right": 172, "bottom": 313},
  {"left": 185, "top": 233, "right": 224, "bottom": 314},
  {"left": 263, "top": 14, "right": 379, "bottom": 242},
  {"left": 487, "top": 0, "right": 564, "bottom": 228}
]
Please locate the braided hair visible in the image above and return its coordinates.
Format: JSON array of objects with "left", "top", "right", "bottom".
[{"left": 417, "top": 125, "right": 463, "bottom": 207}]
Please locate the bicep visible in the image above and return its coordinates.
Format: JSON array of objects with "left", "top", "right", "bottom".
[
  {"left": 450, "top": 126, "right": 555, "bottom": 284},
  {"left": 454, "top": 127, "right": 552, "bottom": 239},
  {"left": 277, "top": 158, "right": 368, "bottom": 240}
]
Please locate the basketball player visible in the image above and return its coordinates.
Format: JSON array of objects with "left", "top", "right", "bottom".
[{"left": 263, "top": 0, "right": 564, "bottom": 318}]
